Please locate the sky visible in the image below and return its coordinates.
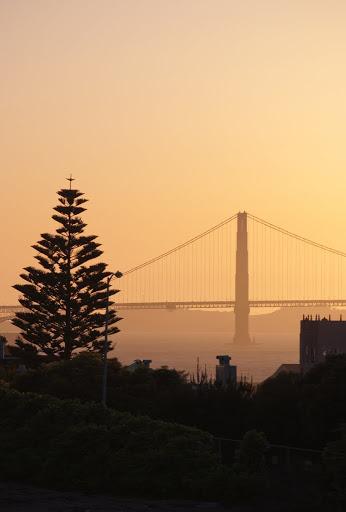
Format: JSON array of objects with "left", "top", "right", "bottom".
[{"left": 1, "top": 0, "right": 346, "bottom": 303}]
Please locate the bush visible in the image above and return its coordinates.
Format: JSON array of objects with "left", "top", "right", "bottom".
[
  {"left": 323, "top": 425, "right": 346, "bottom": 508},
  {"left": 234, "top": 429, "right": 269, "bottom": 474},
  {"left": 11, "top": 352, "right": 122, "bottom": 402},
  {"left": 0, "top": 386, "right": 226, "bottom": 499},
  {"left": 11, "top": 352, "right": 346, "bottom": 451},
  {"left": 10, "top": 352, "right": 254, "bottom": 440}
]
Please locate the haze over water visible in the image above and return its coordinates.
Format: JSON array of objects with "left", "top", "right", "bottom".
[
  {"left": 3, "top": 305, "right": 343, "bottom": 381},
  {"left": 111, "top": 307, "right": 337, "bottom": 381},
  {"left": 1, "top": 308, "right": 300, "bottom": 381},
  {"left": 113, "top": 331, "right": 298, "bottom": 383}
]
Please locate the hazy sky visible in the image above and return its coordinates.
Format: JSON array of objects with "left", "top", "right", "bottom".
[{"left": 1, "top": 0, "right": 346, "bottom": 303}]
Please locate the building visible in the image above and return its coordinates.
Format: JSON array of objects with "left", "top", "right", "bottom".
[
  {"left": 270, "top": 363, "right": 301, "bottom": 379},
  {"left": 126, "top": 359, "right": 152, "bottom": 372},
  {"left": 215, "top": 355, "right": 237, "bottom": 386},
  {"left": 270, "top": 314, "right": 346, "bottom": 379},
  {"left": 300, "top": 315, "right": 346, "bottom": 372}
]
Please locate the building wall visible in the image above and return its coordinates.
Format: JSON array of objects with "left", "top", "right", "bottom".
[
  {"left": 300, "top": 317, "right": 346, "bottom": 372},
  {"left": 215, "top": 364, "right": 237, "bottom": 386}
]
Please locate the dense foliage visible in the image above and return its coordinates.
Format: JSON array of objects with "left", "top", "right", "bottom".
[
  {"left": 12, "top": 184, "right": 121, "bottom": 360},
  {"left": 0, "top": 387, "right": 226, "bottom": 499},
  {"left": 254, "top": 355, "right": 346, "bottom": 448},
  {"left": 11, "top": 352, "right": 254, "bottom": 439},
  {"left": 3, "top": 357, "right": 344, "bottom": 507},
  {"left": 10, "top": 353, "right": 346, "bottom": 450},
  {"left": 323, "top": 426, "right": 346, "bottom": 507}
]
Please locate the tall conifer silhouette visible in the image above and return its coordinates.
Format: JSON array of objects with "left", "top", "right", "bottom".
[{"left": 13, "top": 179, "right": 121, "bottom": 360}]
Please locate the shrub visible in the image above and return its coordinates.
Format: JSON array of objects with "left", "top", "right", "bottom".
[
  {"left": 234, "top": 429, "right": 269, "bottom": 474},
  {"left": 10, "top": 352, "right": 254, "bottom": 440},
  {"left": 0, "top": 386, "right": 224, "bottom": 499},
  {"left": 323, "top": 425, "right": 346, "bottom": 508}
]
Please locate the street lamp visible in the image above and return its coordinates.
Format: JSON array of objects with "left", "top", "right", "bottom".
[{"left": 102, "top": 270, "right": 123, "bottom": 407}]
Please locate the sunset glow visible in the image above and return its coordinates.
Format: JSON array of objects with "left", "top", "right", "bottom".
[{"left": 1, "top": 1, "right": 346, "bottom": 305}]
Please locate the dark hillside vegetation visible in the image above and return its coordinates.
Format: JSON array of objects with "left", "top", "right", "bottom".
[
  {"left": 9, "top": 352, "right": 254, "bottom": 439},
  {"left": 9, "top": 352, "right": 346, "bottom": 449},
  {"left": 0, "top": 387, "right": 226, "bottom": 499},
  {"left": 3, "top": 357, "right": 346, "bottom": 507}
]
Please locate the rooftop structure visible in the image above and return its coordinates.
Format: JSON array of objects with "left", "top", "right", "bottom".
[
  {"left": 300, "top": 315, "right": 346, "bottom": 372},
  {"left": 270, "top": 364, "right": 301, "bottom": 379},
  {"left": 215, "top": 355, "right": 237, "bottom": 386},
  {"left": 126, "top": 359, "right": 152, "bottom": 372}
]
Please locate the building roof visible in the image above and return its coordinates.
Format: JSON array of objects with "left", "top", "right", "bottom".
[{"left": 270, "top": 364, "right": 301, "bottom": 379}]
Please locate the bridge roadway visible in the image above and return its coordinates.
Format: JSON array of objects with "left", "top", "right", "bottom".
[
  {"left": 2, "top": 300, "right": 346, "bottom": 314},
  {"left": 115, "top": 299, "right": 346, "bottom": 310}
]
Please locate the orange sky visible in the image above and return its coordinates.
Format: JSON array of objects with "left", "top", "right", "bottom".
[{"left": 1, "top": 0, "right": 346, "bottom": 303}]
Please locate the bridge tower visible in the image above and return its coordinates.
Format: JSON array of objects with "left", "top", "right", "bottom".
[{"left": 234, "top": 211, "right": 251, "bottom": 344}]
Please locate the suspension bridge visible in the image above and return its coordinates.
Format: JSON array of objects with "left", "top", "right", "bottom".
[
  {"left": 2, "top": 212, "right": 346, "bottom": 344},
  {"left": 116, "top": 211, "right": 346, "bottom": 344}
]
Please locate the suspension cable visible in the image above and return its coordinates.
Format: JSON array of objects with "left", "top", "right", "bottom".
[
  {"left": 123, "top": 214, "right": 238, "bottom": 275},
  {"left": 248, "top": 213, "right": 346, "bottom": 258}
]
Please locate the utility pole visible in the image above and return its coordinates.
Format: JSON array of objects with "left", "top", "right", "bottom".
[{"left": 102, "top": 270, "right": 122, "bottom": 407}]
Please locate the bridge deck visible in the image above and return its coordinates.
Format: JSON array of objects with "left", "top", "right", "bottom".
[
  {"left": 2, "top": 300, "right": 346, "bottom": 314},
  {"left": 114, "top": 300, "right": 346, "bottom": 310}
]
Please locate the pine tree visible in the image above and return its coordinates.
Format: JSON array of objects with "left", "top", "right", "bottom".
[{"left": 13, "top": 180, "right": 121, "bottom": 360}]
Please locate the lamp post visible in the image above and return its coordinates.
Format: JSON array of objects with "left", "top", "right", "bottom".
[{"left": 102, "top": 270, "right": 122, "bottom": 407}]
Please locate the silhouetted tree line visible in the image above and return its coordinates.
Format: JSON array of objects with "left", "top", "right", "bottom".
[
  {"left": 5, "top": 352, "right": 346, "bottom": 452},
  {"left": 3, "top": 355, "right": 346, "bottom": 508}
]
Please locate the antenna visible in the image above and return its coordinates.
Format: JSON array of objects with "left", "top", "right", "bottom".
[{"left": 66, "top": 173, "right": 75, "bottom": 190}]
